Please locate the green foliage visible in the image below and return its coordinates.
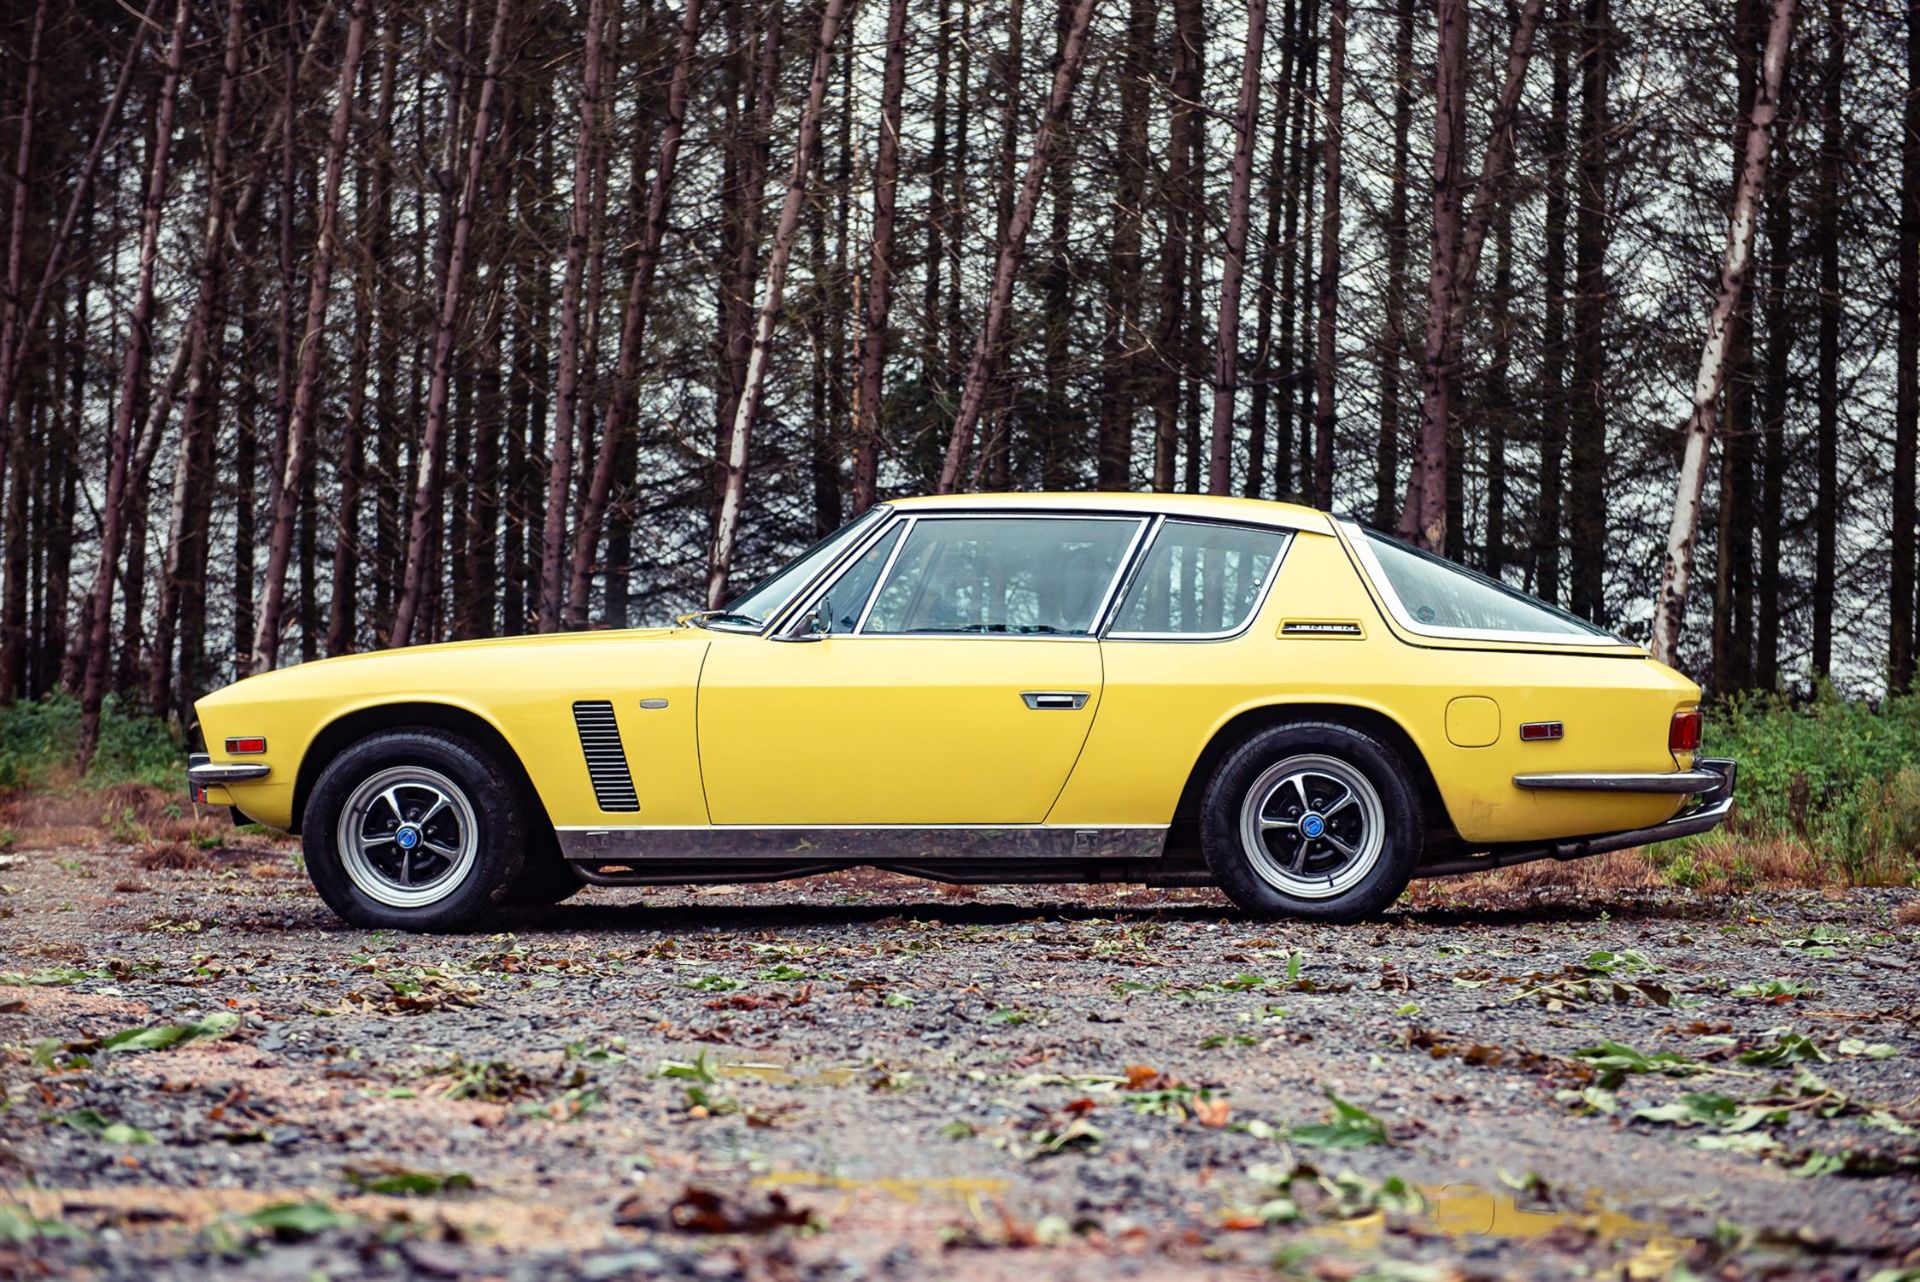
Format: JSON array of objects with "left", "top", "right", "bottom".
[
  {"left": 1290, "top": 1091, "right": 1389, "bottom": 1148},
  {"left": 0, "top": 693, "right": 184, "bottom": 791},
  {"left": 1695, "top": 689, "right": 1920, "bottom": 884}
]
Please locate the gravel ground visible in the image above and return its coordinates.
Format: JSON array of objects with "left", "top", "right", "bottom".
[{"left": 2, "top": 839, "right": 1917, "bottom": 1281}]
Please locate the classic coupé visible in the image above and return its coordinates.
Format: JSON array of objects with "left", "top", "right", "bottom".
[{"left": 189, "top": 494, "right": 1735, "bottom": 931}]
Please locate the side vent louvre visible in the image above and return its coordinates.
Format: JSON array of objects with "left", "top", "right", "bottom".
[{"left": 572, "top": 700, "right": 639, "bottom": 812}]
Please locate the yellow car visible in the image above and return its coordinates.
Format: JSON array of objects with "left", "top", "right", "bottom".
[{"left": 189, "top": 493, "right": 1734, "bottom": 931}]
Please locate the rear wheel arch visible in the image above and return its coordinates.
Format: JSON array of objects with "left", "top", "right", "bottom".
[
  {"left": 292, "top": 702, "right": 548, "bottom": 839},
  {"left": 1168, "top": 701, "right": 1455, "bottom": 853}
]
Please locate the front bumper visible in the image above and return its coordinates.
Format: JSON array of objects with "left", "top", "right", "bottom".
[
  {"left": 186, "top": 751, "right": 271, "bottom": 805},
  {"left": 1423, "top": 757, "right": 1736, "bottom": 878}
]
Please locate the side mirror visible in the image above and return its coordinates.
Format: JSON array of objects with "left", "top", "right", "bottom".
[{"left": 775, "top": 597, "right": 830, "bottom": 643}]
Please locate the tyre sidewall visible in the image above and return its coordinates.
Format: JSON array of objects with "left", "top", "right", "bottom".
[
  {"left": 1201, "top": 721, "right": 1422, "bottom": 922},
  {"left": 303, "top": 730, "right": 526, "bottom": 932}
]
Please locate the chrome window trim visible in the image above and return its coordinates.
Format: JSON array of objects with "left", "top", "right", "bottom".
[
  {"left": 1337, "top": 518, "right": 1630, "bottom": 648},
  {"left": 852, "top": 514, "right": 918, "bottom": 633},
  {"left": 1102, "top": 520, "right": 1295, "bottom": 643},
  {"left": 752, "top": 505, "right": 898, "bottom": 637},
  {"left": 781, "top": 511, "right": 1150, "bottom": 641}
]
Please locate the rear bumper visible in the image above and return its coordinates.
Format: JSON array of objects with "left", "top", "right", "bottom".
[
  {"left": 1511, "top": 766, "right": 1726, "bottom": 794},
  {"left": 186, "top": 751, "right": 271, "bottom": 804},
  {"left": 1423, "top": 757, "right": 1736, "bottom": 878}
]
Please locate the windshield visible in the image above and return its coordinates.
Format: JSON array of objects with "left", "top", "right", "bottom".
[
  {"left": 709, "top": 507, "right": 889, "bottom": 630},
  {"left": 1356, "top": 527, "right": 1618, "bottom": 641}
]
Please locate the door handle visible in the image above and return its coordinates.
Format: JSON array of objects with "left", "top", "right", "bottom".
[{"left": 1021, "top": 691, "right": 1090, "bottom": 710}]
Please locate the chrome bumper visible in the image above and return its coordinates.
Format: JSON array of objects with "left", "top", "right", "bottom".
[
  {"left": 1512, "top": 767, "right": 1727, "bottom": 794},
  {"left": 1424, "top": 757, "right": 1737, "bottom": 878},
  {"left": 186, "top": 752, "right": 270, "bottom": 803}
]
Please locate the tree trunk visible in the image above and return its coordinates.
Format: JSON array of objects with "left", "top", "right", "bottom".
[
  {"left": 934, "top": 0, "right": 1101, "bottom": 496},
  {"left": 536, "top": 0, "right": 610, "bottom": 633},
  {"left": 706, "top": 0, "right": 851, "bottom": 606},
  {"left": 390, "top": 0, "right": 514, "bottom": 647},
  {"left": 1150, "top": 0, "right": 1204, "bottom": 494},
  {"left": 1485, "top": 204, "right": 1513, "bottom": 575},
  {"left": 1310, "top": 0, "right": 1345, "bottom": 508},
  {"left": 1755, "top": 91, "right": 1794, "bottom": 691},
  {"left": 1713, "top": 0, "right": 1761, "bottom": 696},
  {"left": 1372, "top": 0, "right": 1414, "bottom": 526},
  {"left": 148, "top": 0, "right": 249, "bottom": 716},
  {"left": 1402, "top": 0, "right": 1466, "bottom": 552},
  {"left": 0, "top": 0, "right": 156, "bottom": 492},
  {"left": 1812, "top": 0, "right": 1844, "bottom": 680},
  {"left": 1895, "top": 0, "right": 1920, "bottom": 690},
  {"left": 1535, "top": 10, "right": 1570, "bottom": 605},
  {"left": 253, "top": 0, "right": 371, "bottom": 671},
  {"left": 1244, "top": 0, "right": 1293, "bottom": 500},
  {"left": 0, "top": 0, "right": 48, "bottom": 702},
  {"left": 850, "top": 0, "right": 912, "bottom": 509},
  {"left": 1206, "top": 0, "right": 1269, "bottom": 495},
  {"left": 1649, "top": 0, "right": 1797, "bottom": 668},
  {"left": 1403, "top": 0, "right": 1544, "bottom": 549},
  {"left": 1567, "top": 0, "right": 1611, "bottom": 621},
  {"left": 76, "top": 0, "right": 190, "bottom": 768},
  {"left": 328, "top": 20, "right": 398, "bottom": 657}
]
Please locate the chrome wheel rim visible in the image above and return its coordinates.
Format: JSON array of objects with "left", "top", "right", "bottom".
[
  {"left": 1238, "top": 754, "right": 1386, "bottom": 899},
  {"left": 335, "top": 765, "right": 479, "bottom": 909}
]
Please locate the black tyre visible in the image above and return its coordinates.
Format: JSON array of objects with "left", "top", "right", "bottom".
[
  {"left": 505, "top": 828, "right": 587, "bottom": 907},
  {"left": 302, "top": 729, "right": 527, "bottom": 932},
  {"left": 1200, "top": 721, "right": 1423, "bottom": 923}
]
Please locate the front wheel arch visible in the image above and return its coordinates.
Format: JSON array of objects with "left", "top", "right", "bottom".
[{"left": 292, "top": 702, "right": 548, "bottom": 839}]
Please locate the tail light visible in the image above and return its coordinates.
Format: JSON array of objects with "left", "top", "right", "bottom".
[
  {"left": 225, "top": 736, "right": 268, "bottom": 755},
  {"left": 1668, "top": 710, "right": 1702, "bottom": 754}
]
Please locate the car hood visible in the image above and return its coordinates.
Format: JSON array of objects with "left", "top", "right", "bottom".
[{"left": 197, "top": 626, "right": 695, "bottom": 709}]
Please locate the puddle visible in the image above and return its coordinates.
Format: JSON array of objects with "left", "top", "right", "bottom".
[
  {"left": 754, "top": 1170, "right": 1011, "bottom": 1204},
  {"left": 714, "top": 1061, "right": 863, "bottom": 1088},
  {"left": 1319, "top": 1183, "right": 1689, "bottom": 1279}
]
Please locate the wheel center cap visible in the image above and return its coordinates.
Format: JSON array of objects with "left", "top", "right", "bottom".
[
  {"left": 1300, "top": 813, "right": 1326, "bottom": 839},
  {"left": 394, "top": 824, "right": 421, "bottom": 851}
]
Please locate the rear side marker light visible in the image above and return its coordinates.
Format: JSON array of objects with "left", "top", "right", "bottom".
[
  {"left": 225, "top": 736, "right": 267, "bottom": 755},
  {"left": 1668, "top": 711, "right": 1702, "bottom": 753},
  {"left": 1519, "top": 722, "right": 1563, "bottom": 742}
]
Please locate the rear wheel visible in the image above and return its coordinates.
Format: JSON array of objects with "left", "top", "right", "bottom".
[
  {"left": 303, "top": 730, "right": 526, "bottom": 932},
  {"left": 1200, "top": 722, "right": 1422, "bottom": 922}
]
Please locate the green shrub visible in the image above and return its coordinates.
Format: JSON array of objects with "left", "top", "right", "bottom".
[
  {"left": 1706, "top": 688, "right": 1920, "bottom": 884},
  {"left": 0, "top": 693, "right": 183, "bottom": 792}
]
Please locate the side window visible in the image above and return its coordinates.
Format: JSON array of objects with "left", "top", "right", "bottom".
[
  {"left": 862, "top": 517, "right": 1141, "bottom": 636},
  {"left": 1110, "top": 521, "right": 1289, "bottom": 637},
  {"left": 814, "top": 524, "right": 901, "bottom": 633}
]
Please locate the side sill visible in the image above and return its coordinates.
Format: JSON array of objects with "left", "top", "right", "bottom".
[{"left": 557, "top": 825, "right": 1168, "bottom": 862}]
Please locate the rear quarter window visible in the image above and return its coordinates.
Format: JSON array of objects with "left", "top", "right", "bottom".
[{"left": 1357, "top": 529, "right": 1618, "bottom": 641}]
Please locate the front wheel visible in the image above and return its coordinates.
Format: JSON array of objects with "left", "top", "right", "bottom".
[
  {"left": 1200, "top": 722, "right": 1423, "bottom": 922},
  {"left": 303, "top": 730, "right": 527, "bottom": 932}
]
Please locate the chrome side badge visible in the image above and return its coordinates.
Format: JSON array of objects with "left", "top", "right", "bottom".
[
  {"left": 1280, "top": 619, "right": 1364, "bottom": 638},
  {"left": 639, "top": 698, "right": 669, "bottom": 710}
]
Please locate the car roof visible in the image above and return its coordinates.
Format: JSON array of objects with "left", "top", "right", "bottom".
[{"left": 886, "top": 491, "right": 1336, "bottom": 534}]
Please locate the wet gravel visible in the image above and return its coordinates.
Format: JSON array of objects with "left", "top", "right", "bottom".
[{"left": 2, "top": 841, "right": 1917, "bottom": 1280}]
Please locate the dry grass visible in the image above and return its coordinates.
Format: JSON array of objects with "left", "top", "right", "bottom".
[
  {"left": 1406, "top": 832, "right": 1834, "bottom": 904},
  {"left": 0, "top": 781, "right": 286, "bottom": 857}
]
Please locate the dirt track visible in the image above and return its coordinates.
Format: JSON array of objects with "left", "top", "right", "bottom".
[{"left": 2, "top": 838, "right": 1917, "bottom": 1280}]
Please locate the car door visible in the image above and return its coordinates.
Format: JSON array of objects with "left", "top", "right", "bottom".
[
  {"left": 1050, "top": 518, "right": 1297, "bottom": 827},
  {"left": 697, "top": 512, "right": 1146, "bottom": 826}
]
